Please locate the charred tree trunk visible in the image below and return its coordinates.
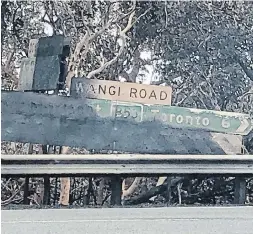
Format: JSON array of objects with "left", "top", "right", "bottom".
[{"left": 124, "top": 183, "right": 168, "bottom": 205}]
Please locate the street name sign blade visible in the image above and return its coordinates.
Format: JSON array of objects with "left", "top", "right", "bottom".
[
  {"left": 70, "top": 77, "right": 172, "bottom": 105},
  {"left": 143, "top": 105, "right": 253, "bottom": 136},
  {"left": 83, "top": 99, "right": 253, "bottom": 135}
]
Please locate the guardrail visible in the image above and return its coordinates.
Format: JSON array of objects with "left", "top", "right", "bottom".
[{"left": 2, "top": 154, "right": 253, "bottom": 176}]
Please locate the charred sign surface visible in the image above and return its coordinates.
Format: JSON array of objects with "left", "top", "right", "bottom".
[
  {"left": 19, "top": 56, "right": 60, "bottom": 91},
  {"left": 18, "top": 35, "right": 70, "bottom": 91},
  {"left": 1, "top": 91, "right": 228, "bottom": 154},
  {"left": 27, "top": 35, "right": 65, "bottom": 58},
  {"left": 2, "top": 91, "right": 251, "bottom": 154}
]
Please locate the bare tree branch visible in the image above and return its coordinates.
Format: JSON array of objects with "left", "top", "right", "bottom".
[
  {"left": 66, "top": 13, "right": 114, "bottom": 86},
  {"left": 66, "top": 32, "right": 89, "bottom": 88},
  {"left": 1, "top": 178, "right": 12, "bottom": 191},
  {"left": 122, "top": 177, "right": 142, "bottom": 198},
  {"left": 177, "top": 183, "right": 182, "bottom": 205},
  {"left": 80, "top": 9, "right": 91, "bottom": 37},
  {"left": 1, "top": 181, "right": 25, "bottom": 206},
  {"left": 239, "top": 87, "right": 253, "bottom": 99},
  {"left": 237, "top": 58, "right": 253, "bottom": 81},
  {"left": 66, "top": 1, "right": 142, "bottom": 84},
  {"left": 128, "top": 7, "right": 151, "bottom": 30},
  {"left": 124, "top": 183, "right": 167, "bottom": 205},
  {"left": 86, "top": 10, "right": 136, "bottom": 79},
  {"left": 86, "top": 6, "right": 151, "bottom": 79}
]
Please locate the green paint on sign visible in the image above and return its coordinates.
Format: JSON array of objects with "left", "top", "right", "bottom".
[{"left": 85, "top": 99, "right": 253, "bottom": 136}]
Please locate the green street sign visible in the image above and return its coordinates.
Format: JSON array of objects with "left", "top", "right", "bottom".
[{"left": 84, "top": 99, "right": 253, "bottom": 135}]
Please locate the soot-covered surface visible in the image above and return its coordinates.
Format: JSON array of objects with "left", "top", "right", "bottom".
[{"left": 2, "top": 91, "right": 235, "bottom": 154}]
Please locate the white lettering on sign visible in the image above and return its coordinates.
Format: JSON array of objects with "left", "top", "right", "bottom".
[
  {"left": 185, "top": 116, "right": 193, "bottom": 125},
  {"left": 71, "top": 78, "right": 172, "bottom": 105},
  {"left": 221, "top": 118, "right": 230, "bottom": 128},
  {"left": 155, "top": 113, "right": 212, "bottom": 128},
  {"left": 95, "top": 105, "right": 101, "bottom": 112},
  {"left": 202, "top": 118, "right": 210, "bottom": 126},
  {"left": 176, "top": 115, "right": 184, "bottom": 124},
  {"left": 169, "top": 114, "right": 176, "bottom": 123},
  {"left": 151, "top": 109, "right": 160, "bottom": 113},
  {"left": 161, "top": 113, "right": 167, "bottom": 122}
]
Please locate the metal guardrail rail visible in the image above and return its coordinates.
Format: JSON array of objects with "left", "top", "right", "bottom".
[{"left": 1, "top": 154, "right": 253, "bottom": 175}]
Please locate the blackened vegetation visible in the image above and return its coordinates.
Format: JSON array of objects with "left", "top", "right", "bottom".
[{"left": 1, "top": 176, "right": 253, "bottom": 207}]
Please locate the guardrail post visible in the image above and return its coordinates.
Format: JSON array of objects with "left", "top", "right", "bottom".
[
  {"left": 110, "top": 175, "right": 122, "bottom": 206},
  {"left": 23, "top": 177, "right": 30, "bottom": 205},
  {"left": 43, "top": 176, "right": 50, "bottom": 205},
  {"left": 42, "top": 145, "right": 51, "bottom": 205},
  {"left": 234, "top": 176, "right": 246, "bottom": 205},
  {"left": 23, "top": 143, "right": 33, "bottom": 204}
]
